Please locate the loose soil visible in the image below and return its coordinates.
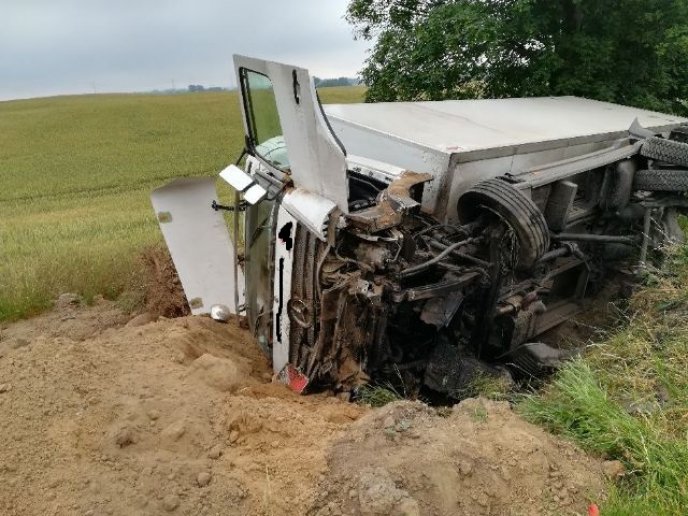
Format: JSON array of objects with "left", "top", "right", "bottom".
[{"left": 0, "top": 298, "right": 607, "bottom": 515}]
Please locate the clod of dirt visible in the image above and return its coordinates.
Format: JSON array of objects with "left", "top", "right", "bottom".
[
  {"left": 189, "top": 353, "right": 248, "bottom": 393},
  {"left": 162, "top": 494, "right": 180, "bottom": 512},
  {"left": 197, "top": 471, "right": 212, "bottom": 487},
  {"left": 356, "top": 467, "right": 419, "bottom": 516},
  {"left": 140, "top": 245, "right": 190, "bottom": 318},
  {"left": 126, "top": 312, "right": 158, "bottom": 327},
  {"left": 55, "top": 292, "right": 81, "bottom": 311},
  {"left": 602, "top": 460, "right": 626, "bottom": 479},
  {"left": 114, "top": 426, "right": 137, "bottom": 448},
  {"left": 10, "top": 338, "right": 29, "bottom": 349},
  {"left": 161, "top": 419, "right": 187, "bottom": 442},
  {"left": 207, "top": 445, "right": 223, "bottom": 459}
]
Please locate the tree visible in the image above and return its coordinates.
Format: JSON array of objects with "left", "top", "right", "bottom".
[
  {"left": 314, "top": 77, "right": 358, "bottom": 87},
  {"left": 346, "top": 0, "right": 688, "bottom": 114}
]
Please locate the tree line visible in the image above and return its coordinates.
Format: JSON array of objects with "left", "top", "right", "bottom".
[{"left": 347, "top": 0, "right": 688, "bottom": 114}]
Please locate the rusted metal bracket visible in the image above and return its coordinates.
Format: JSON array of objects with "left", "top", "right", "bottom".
[{"left": 347, "top": 171, "right": 433, "bottom": 232}]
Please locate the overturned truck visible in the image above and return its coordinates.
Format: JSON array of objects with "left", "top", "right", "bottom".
[{"left": 153, "top": 56, "right": 688, "bottom": 399}]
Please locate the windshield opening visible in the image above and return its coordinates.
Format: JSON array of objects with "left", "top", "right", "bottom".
[{"left": 241, "top": 69, "right": 290, "bottom": 171}]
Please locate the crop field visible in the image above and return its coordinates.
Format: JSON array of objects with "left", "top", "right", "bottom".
[{"left": 0, "top": 86, "right": 365, "bottom": 321}]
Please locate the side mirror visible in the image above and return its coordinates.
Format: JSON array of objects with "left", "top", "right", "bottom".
[{"left": 219, "top": 164, "right": 267, "bottom": 204}]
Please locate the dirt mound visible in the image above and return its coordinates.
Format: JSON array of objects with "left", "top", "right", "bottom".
[
  {"left": 312, "top": 400, "right": 606, "bottom": 515},
  {"left": 0, "top": 303, "right": 364, "bottom": 516},
  {"left": 0, "top": 303, "right": 606, "bottom": 515},
  {"left": 140, "top": 245, "right": 190, "bottom": 318}
]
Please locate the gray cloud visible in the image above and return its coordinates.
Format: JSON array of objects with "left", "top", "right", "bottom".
[{"left": 0, "top": 0, "right": 369, "bottom": 100}]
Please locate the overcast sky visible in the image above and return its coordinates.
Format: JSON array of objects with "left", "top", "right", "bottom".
[{"left": 0, "top": 0, "right": 369, "bottom": 101}]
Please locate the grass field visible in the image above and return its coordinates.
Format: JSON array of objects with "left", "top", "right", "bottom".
[
  {"left": 0, "top": 86, "right": 365, "bottom": 321},
  {"left": 518, "top": 245, "right": 688, "bottom": 514}
]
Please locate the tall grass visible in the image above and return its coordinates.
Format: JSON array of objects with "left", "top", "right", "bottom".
[
  {"left": 0, "top": 87, "right": 365, "bottom": 321},
  {"left": 520, "top": 246, "right": 688, "bottom": 514}
]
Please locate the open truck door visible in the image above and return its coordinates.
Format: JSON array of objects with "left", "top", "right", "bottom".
[
  {"left": 233, "top": 55, "right": 349, "bottom": 214},
  {"left": 151, "top": 56, "right": 347, "bottom": 340},
  {"left": 151, "top": 177, "right": 245, "bottom": 316}
]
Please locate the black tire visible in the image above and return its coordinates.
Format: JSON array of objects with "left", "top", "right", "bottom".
[
  {"left": 633, "top": 169, "right": 688, "bottom": 191},
  {"left": 640, "top": 137, "right": 688, "bottom": 167},
  {"left": 458, "top": 178, "right": 550, "bottom": 269}
]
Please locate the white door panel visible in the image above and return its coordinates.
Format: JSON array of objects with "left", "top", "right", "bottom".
[
  {"left": 271, "top": 206, "right": 297, "bottom": 373},
  {"left": 151, "top": 177, "right": 245, "bottom": 315}
]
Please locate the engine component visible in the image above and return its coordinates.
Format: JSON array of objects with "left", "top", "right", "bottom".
[
  {"left": 347, "top": 171, "right": 432, "bottom": 232},
  {"left": 602, "top": 160, "right": 637, "bottom": 209},
  {"left": 506, "top": 342, "right": 579, "bottom": 378},
  {"left": 544, "top": 181, "right": 577, "bottom": 231},
  {"left": 423, "top": 338, "right": 509, "bottom": 399}
]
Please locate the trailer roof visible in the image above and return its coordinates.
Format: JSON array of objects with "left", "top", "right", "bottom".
[{"left": 324, "top": 96, "right": 687, "bottom": 160}]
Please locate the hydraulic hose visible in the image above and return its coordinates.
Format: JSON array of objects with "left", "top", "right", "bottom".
[{"left": 400, "top": 237, "right": 479, "bottom": 278}]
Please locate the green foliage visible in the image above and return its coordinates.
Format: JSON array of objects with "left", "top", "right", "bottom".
[
  {"left": 521, "top": 362, "right": 688, "bottom": 514},
  {"left": 347, "top": 0, "right": 688, "bottom": 114},
  {"left": 466, "top": 372, "right": 513, "bottom": 401},
  {"left": 357, "top": 383, "right": 404, "bottom": 407},
  {"left": 0, "top": 87, "right": 365, "bottom": 321}
]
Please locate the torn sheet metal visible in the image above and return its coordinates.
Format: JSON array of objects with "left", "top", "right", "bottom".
[{"left": 281, "top": 188, "right": 338, "bottom": 242}]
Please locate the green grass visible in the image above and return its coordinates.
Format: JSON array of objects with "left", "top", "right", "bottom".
[
  {"left": 0, "top": 86, "right": 366, "bottom": 321},
  {"left": 520, "top": 246, "right": 688, "bottom": 515},
  {"left": 357, "top": 383, "right": 404, "bottom": 407}
]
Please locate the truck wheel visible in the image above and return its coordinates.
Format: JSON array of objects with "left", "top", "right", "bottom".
[
  {"left": 640, "top": 137, "right": 688, "bottom": 167},
  {"left": 458, "top": 178, "right": 550, "bottom": 270},
  {"left": 633, "top": 169, "right": 688, "bottom": 191}
]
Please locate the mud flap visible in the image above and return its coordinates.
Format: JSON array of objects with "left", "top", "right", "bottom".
[{"left": 151, "top": 177, "right": 245, "bottom": 315}]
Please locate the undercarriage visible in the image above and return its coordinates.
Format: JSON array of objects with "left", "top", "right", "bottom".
[
  {"left": 152, "top": 56, "right": 688, "bottom": 402},
  {"left": 286, "top": 132, "right": 688, "bottom": 400}
]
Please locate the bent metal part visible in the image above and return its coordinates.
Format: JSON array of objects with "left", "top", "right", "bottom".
[{"left": 152, "top": 55, "right": 688, "bottom": 400}]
